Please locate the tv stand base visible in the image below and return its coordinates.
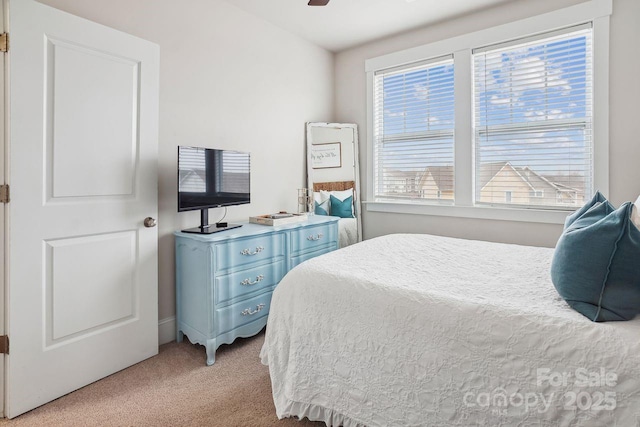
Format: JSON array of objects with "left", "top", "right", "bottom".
[{"left": 182, "top": 224, "right": 242, "bottom": 234}]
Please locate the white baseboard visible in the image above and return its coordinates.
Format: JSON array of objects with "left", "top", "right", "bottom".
[{"left": 158, "top": 316, "right": 176, "bottom": 345}]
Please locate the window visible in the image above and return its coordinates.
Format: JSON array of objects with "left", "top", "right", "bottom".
[
  {"left": 474, "top": 26, "right": 592, "bottom": 209},
  {"left": 366, "top": 1, "right": 610, "bottom": 223},
  {"left": 373, "top": 57, "right": 455, "bottom": 202}
]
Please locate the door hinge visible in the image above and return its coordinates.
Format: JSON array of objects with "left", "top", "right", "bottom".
[
  {"left": 0, "top": 335, "right": 8, "bottom": 354},
  {"left": 0, "top": 33, "right": 8, "bottom": 53},
  {"left": 0, "top": 184, "right": 9, "bottom": 203}
]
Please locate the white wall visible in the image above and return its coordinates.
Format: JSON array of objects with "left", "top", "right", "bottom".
[
  {"left": 37, "top": 0, "right": 335, "bottom": 325},
  {"left": 335, "top": 0, "right": 640, "bottom": 248}
]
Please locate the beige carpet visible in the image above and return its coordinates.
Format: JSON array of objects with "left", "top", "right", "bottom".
[{"left": 0, "top": 332, "right": 323, "bottom": 426}]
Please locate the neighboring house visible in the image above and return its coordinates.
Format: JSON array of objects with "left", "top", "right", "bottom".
[
  {"left": 381, "top": 169, "right": 423, "bottom": 198},
  {"left": 479, "top": 162, "right": 581, "bottom": 206},
  {"left": 417, "top": 165, "right": 454, "bottom": 200},
  {"left": 408, "top": 161, "right": 582, "bottom": 205}
]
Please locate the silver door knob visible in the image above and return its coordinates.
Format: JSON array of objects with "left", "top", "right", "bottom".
[{"left": 144, "top": 217, "right": 157, "bottom": 228}]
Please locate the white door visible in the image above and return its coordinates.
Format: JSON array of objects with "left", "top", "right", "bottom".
[{"left": 6, "top": 0, "right": 159, "bottom": 418}]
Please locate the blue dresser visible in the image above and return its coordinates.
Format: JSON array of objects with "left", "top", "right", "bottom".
[{"left": 175, "top": 216, "right": 339, "bottom": 365}]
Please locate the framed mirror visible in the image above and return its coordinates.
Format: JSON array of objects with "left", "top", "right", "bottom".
[{"left": 306, "top": 122, "right": 362, "bottom": 247}]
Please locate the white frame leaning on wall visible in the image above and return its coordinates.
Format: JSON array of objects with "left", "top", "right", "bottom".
[{"left": 365, "top": 0, "right": 611, "bottom": 224}]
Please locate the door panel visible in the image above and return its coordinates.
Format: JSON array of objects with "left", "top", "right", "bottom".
[
  {"left": 46, "top": 231, "right": 137, "bottom": 343},
  {"left": 48, "top": 37, "right": 139, "bottom": 198},
  {"left": 7, "top": 0, "right": 159, "bottom": 417}
]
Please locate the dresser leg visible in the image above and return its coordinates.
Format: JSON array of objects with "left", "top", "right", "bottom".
[
  {"left": 177, "top": 330, "right": 184, "bottom": 343},
  {"left": 205, "top": 338, "right": 217, "bottom": 366}
]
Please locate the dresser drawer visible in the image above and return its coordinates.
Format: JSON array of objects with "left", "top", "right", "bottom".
[
  {"left": 215, "top": 260, "right": 285, "bottom": 305},
  {"left": 215, "top": 233, "right": 285, "bottom": 271},
  {"left": 215, "top": 291, "right": 272, "bottom": 334},
  {"left": 290, "top": 223, "right": 338, "bottom": 255}
]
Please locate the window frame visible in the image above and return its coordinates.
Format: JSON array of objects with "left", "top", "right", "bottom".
[{"left": 365, "top": 0, "right": 611, "bottom": 225}]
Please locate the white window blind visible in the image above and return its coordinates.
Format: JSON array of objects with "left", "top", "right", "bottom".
[
  {"left": 474, "top": 25, "right": 593, "bottom": 209},
  {"left": 373, "top": 57, "right": 455, "bottom": 202}
]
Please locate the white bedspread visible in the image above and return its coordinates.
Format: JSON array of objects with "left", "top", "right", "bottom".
[
  {"left": 337, "top": 218, "right": 357, "bottom": 248},
  {"left": 261, "top": 234, "right": 640, "bottom": 426}
]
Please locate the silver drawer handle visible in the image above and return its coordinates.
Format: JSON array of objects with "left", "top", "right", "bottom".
[
  {"left": 240, "top": 246, "right": 264, "bottom": 256},
  {"left": 307, "top": 233, "right": 323, "bottom": 241},
  {"left": 241, "top": 303, "right": 265, "bottom": 316},
  {"left": 240, "top": 275, "right": 264, "bottom": 286}
]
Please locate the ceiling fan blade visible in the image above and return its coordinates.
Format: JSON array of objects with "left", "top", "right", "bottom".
[{"left": 308, "top": 0, "right": 330, "bottom": 5}]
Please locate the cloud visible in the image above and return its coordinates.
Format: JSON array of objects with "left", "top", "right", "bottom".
[
  {"left": 384, "top": 110, "right": 406, "bottom": 118},
  {"left": 479, "top": 45, "right": 582, "bottom": 122}
]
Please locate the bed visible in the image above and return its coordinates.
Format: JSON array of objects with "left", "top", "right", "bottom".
[
  {"left": 260, "top": 233, "right": 640, "bottom": 426},
  {"left": 313, "top": 181, "right": 358, "bottom": 248}
]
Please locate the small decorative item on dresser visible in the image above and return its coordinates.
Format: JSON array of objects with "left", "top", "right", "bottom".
[
  {"left": 249, "top": 212, "right": 307, "bottom": 226},
  {"left": 297, "top": 188, "right": 313, "bottom": 214}
]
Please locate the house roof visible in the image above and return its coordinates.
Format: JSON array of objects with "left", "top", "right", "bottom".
[
  {"left": 412, "top": 161, "right": 581, "bottom": 193},
  {"left": 478, "top": 162, "right": 509, "bottom": 189},
  {"left": 541, "top": 174, "right": 586, "bottom": 194},
  {"left": 513, "top": 166, "right": 550, "bottom": 192},
  {"left": 420, "top": 165, "right": 454, "bottom": 192},
  {"left": 512, "top": 166, "right": 581, "bottom": 193}
]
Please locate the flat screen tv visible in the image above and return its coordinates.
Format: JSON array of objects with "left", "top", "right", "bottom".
[{"left": 178, "top": 146, "right": 250, "bottom": 234}]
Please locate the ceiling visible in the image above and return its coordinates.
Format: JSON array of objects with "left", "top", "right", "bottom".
[{"left": 224, "top": 0, "right": 517, "bottom": 52}]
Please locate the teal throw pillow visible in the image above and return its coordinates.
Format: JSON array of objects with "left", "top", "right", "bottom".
[
  {"left": 330, "top": 195, "right": 354, "bottom": 218},
  {"left": 314, "top": 190, "right": 330, "bottom": 216},
  {"left": 551, "top": 192, "right": 640, "bottom": 321},
  {"left": 315, "top": 200, "right": 329, "bottom": 216}
]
